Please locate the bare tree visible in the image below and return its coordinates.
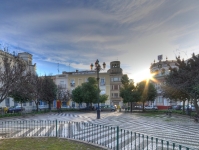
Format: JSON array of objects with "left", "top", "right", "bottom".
[
  {"left": 28, "top": 74, "right": 43, "bottom": 112},
  {"left": 0, "top": 54, "right": 26, "bottom": 104},
  {"left": 40, "top": 75, "right": 57, "bottom": 110},
  {"left": 57, "top": 86, "right": 71, "bottom": 105},
  {"left": 9, "top": 71, "right": 33, "bottom": 108}
]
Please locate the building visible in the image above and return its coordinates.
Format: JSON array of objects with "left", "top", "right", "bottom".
[
  {"left": 51, "top": 61, "right": 123, "bottom": 108},
  {"left": 107, "top": 61, "right": 123, "bottom": 106},
  {"left": 62, "top": 70, "right": 111, "bottom": 108},
  {"left": 0, "top": 49, "right": 36, "bottom": 109},
  {"left": 18, "top": 52, "right": 36, "bottom": 74},
  {"left": 51, "top": 74, "right": 69, "bottom": 108},
  {"left": 149, "top": 56, "right": 180, "bottom": 108}
]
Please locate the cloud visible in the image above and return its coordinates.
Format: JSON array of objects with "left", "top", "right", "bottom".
[{"left": 0, "top": 0, "right": 199, "bottom": 81}]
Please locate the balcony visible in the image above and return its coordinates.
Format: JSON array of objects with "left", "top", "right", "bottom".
[
  {"left": 100, "top": 82, "right": 105, "bottom": 86},
  {"left": 58, "top": 84, "right": 66, "bottom": 89}
]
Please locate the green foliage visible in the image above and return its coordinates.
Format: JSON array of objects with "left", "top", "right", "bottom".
[
  {"left": 120, "top": 75, "right": 138, "bottom": 103},
  {"left": 9, "top": 92, "right": 29, "bottom": 104},
  {"left": 72, "top": 77, "right": 108, "bottom": 106},
  {"left": 81, "top": 77, "right": 98, "bottom": 105},
  {"left": 40, "top": 76, "right": 57, "bottom": 110},
  {"left": 72, "top": 86, "right": 83, "bottom": 104},
  {"left": 165, "top": 53, "right": 199, "bottom": 115},
  {"left": 137, "top": 80, "right": 157, "bottom": 110},
  {"left": 99, "top": 94, "right": 108, "bottom": 103}
]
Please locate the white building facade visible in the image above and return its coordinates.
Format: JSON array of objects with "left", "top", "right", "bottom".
[
  {"left": 150, "top": 57, "right": 181, "bottom": 108},
  {"left": 0, "top": 50, "right": 36, "bottom": 110}
]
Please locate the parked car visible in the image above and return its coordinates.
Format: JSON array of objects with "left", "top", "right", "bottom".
[
  {"left": 144, "top": 105, "right": 158, "bottom": 110},
  {"left": 191, "top": 105, "right": 196, "bottom": 111},
  {"left": 7, "top": 106, "right": 25, "bottom": 113},
  {"left": 182, "top": 105, "right": 196, "bottom": 111},
  {"left": 100, "top": 105, "right": 116, "bottom": 111},
  {"left": 134, "top": 105, "right": 142, "bottom": 109},
  {"left": 32, "top": 105, "right": 48, "bottom": 111},
  {"left": 171, "top": 105, "right": 181, "bottom": 110},
  {"left": 79, "top": 106, "right": 94, "bottom": 111}
]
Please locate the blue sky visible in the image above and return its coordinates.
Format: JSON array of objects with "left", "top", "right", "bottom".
[{"left": 0, "top": 0, "right": 199, "bottom": 83}]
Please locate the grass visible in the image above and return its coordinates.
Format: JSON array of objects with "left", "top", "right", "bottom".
[
  {"left": 0, "top": 137, "right": 105, "bottom": 150},
  {"left": 137, "top": 110, "right": 163, "bottom": 117},
  {"left": 0, "top": 108, "right": 79, "bottom": 118}
]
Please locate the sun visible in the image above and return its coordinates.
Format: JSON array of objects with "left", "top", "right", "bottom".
[{"left": 132, "top": 69, "right": 154, "bottom": 84}]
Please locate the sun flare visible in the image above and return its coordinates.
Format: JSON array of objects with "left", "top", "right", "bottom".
[{"left": 132, "top": 69, "right": 155, "bottom": 84}]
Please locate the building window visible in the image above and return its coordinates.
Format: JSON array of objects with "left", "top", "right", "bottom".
[
  {"left": 62, "top": 102, "right": 66, "bottom": 107},
  {"left": 5, "top": 98, "right": 10, "bottom": 107},
  {"left": 70, "top": 79, "right": 75, "bottom": 87},
  {"left": 100, "top": 78, "right": 105, "bottom": 86},
  {"left": 59, "top": 81, "right": 65, "bottom": 88},
  {"left": 29, "top": 101, "right": 32, "bottom": 106},
  {"left": 112, "top": 93, "right": 118, "bottom": 98},
  {"left": 14, "top": 101, "right": 18, "bottom": 106},
  {"left": 114, "top": 77, "right": 118, "bottom": 81},
  {"left": 158, "top": 97, "right": 162, "bottom": 103},
  {"left": 111, "top": 77, "right": 121, "bottom": 82},
  {"left": 78, "top": 78, "right": 83, "bottom": 85},
  {"left": 112, "top": 85, "right": 119, "bottom": 90}
]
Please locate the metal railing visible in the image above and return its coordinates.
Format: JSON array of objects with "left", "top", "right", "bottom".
[{"left": 0, "top": 120, "right": 195, "bottom": 150}]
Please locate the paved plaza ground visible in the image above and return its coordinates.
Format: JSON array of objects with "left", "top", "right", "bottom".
[{"left": 0, "top": 111, "right": 199, "bottom": 149}]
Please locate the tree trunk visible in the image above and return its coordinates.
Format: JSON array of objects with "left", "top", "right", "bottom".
[
  {"left": 142, "top": 102, "right": 145, "bottom": 112},
  {"left": 182, "top": 100, "right": 185, "bottom": 114},
  {"left": 21, "top": 103, "right": 24, "bottom": 116},
  {"left": 130, "top": 102, "right": 133, "bottom": 112},
  {"left": 34, "top": 100, "right": 39, "bottom": 112},
  {"left": 48, "top": 101, "right": 51, "bottom": 111},
  {"left": 193, "top": 98, "right": 199, "bottom": 116}
]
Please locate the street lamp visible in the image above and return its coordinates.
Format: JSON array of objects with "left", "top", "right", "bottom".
[{"left": 90, "top": 59, "right": 106, "bottom": 119}]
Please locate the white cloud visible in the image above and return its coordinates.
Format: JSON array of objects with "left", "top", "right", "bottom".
[{"left": 0, "top": 0, "right": 199, "bottom": 80}]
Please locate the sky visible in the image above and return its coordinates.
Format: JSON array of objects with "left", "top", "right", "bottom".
[{"left": 0, "top": 0, "right": 199, "bottom": 83}]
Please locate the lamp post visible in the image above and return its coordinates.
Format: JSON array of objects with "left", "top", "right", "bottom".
[{"left": 90, "top": 59, "right": 106, "bottom": 119}]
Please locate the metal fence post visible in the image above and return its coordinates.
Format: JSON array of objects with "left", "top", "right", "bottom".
[
  {"left": 173, "top": 143, "right": 175, "bottom": 150},
  {"left": 117, "top": 126, "right": 119, "bottom": 150},
  {"left": 56, "top": 119, "right": 57, "bottom": 137}
]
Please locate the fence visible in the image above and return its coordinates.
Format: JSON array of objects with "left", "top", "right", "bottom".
[{"left": 0, "top": 120, "right": 195, "bottom": 150}]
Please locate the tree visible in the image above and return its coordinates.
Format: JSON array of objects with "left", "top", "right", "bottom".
[
  {"left": 120, "top": 75, "right": 140, "bottom": 112},
  {"left": 81, "top": 77, "right": 98, "bottom": 106},
  {"left": 71, "top": 86, "right": 84, "bottom": 107},
  {"left": 71, "top": 77, "right": 108, "bottom": 107},
  {"left": 40, "top": 75, "right": 57, "bottom": 110},
  {"left": 162, "top": 84, "right": 189, "bottom": 113},
  {"left": 9, "top": 71, "right": 34, "bottom": 110},
  {"left": 165, "top": 54, "right": 199, "bottom": 116},
  {"left": 0, "top": 55, "right": 26, "bottom": 104},
  {"left": 29, "top": 74, "right": 43, "bottom": 112},
  {"left": 99, "top": 94, "right": 108, "bottom": 103},
  {"left": 137, "top": 80, "right": 157, "bottom": 111},
  {"left": 57, "top": 87, "right": 71, "bottom": 105}
]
